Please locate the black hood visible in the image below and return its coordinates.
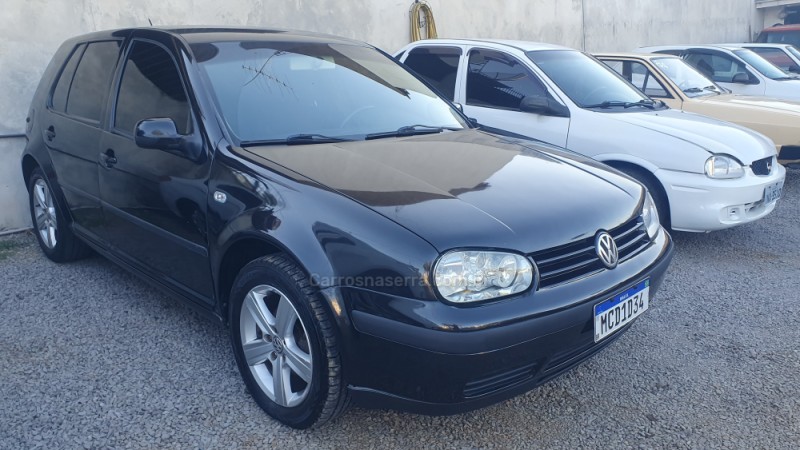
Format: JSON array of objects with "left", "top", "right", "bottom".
[{"left": 239, "top": 130, "right": 644, "bottom": 252}]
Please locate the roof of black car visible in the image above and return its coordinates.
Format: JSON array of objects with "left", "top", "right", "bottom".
[{"left": 161, "top": 26, "right": 366, "bottom": 46}]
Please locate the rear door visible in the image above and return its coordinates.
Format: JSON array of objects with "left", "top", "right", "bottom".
[
  {"left": 99, "top": 38, "right": 214, "bottom": 304},
  {"left": 43, "top": 40, "right": 122, "bottom": 242},
  {"left": 460, "top": 48, "right": 570, "bottom": 147}
]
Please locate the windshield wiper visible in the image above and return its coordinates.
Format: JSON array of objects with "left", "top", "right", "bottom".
[
  {"left": 240, "top": 134, "right": 353, "bottom": 146},
  {"left": 584, "top": 99, "right": 656, "bottom": 109},
  {"left": 365, "top": 124, "right": 460, "bottom": 140}
]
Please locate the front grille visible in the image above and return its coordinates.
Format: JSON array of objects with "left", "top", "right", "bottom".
[
  {"left": 531, "top": 216, "right": 650, "bottom": 288},
  {"left": 751, "top": 156, "right": 774, "bottom": 176}
]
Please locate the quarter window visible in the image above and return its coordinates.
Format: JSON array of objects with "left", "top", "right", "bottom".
[
  {"left": 403, "top": 46, "right": 462, "bottom": 100},
  {"left": 115, "top": 41, "right": 191, "bottom": 135},
  {"left": 65, "top": 41, "right": 121, "bottom": 121},
  {"left": 50, "top": 45, "right": 85, "bottom": 113},
  {"left": 466, "top": 49, "right": 547, "bottom": 111}
]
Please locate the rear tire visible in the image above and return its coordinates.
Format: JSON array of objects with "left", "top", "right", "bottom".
[
  {"left": 229, "top": 254, "right": 349, "bottom": 428},
  {"left": 27, "top": 168, "right": 91, "bottom": 262}
]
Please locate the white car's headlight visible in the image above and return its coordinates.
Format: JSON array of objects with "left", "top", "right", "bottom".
[
  {"left": 705, "top": 154, "right": 744, "bottom": 179},
  {"left": 433, "top": 251, "right": 534, "bottom": 303},
  {"left": 642, "top": 192, "right": 660, "bottom": 239}
]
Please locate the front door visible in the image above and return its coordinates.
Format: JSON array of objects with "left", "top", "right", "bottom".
[
  {"left": 460, "top": 48, "right": 570, "bottom": 147},
  {"left": 684, "top": 51, "right": 766, "bottom": 97},
  {"left": 99, "top": 38, "right": 214, "bottom": 304}
]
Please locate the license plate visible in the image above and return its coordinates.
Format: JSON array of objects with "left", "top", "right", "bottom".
[
  {"left": 594, "top": 279, "right": 649, "bottom": 342},
  {"left": 764, "top": 181, "right": 783, "bottom": 204}
]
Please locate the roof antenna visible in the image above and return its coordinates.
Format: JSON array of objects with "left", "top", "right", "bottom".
[{"left": 148, "top": 18, "right": 153, "bottom": 26}]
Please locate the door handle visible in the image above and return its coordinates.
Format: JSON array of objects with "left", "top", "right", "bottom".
[
  {"left": 45, "top": 126, "right": 56, "bottom": 141},
  {"left": 100, "top": 149, "right": 118, "bottom": 168}
]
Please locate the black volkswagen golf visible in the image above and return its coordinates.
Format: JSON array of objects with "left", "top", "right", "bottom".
[{"left": 22, "top": 27, "right": 673, "bottom": 428}]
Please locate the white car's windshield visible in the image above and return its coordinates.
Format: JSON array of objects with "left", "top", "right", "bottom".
[
  {"left": 788, "top": 45, "right": 800, "bottom": 61},
  {"left": 527, "top": 50, "right": 657, "bottom": 110},
  {"left": 193, "top": 41, "right": 466, "bottom": 143},
  {"left": 733, "top": 49, "right": 794, "bottom": 80},
  {"left": 652, "top": 57, "right": 724, "bottom": 98}
]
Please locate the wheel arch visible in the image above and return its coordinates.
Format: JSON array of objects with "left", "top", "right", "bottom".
[
  {"left": 600, "top": 158, "right": 672, "bottom": 228},
  {"left": 215, "top": 232, "right": 327, "bottom": 323}
]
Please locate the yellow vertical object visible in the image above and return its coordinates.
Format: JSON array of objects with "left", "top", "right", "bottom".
[{"left": 410, "top": 1, "right": 438, "bottom": 41}]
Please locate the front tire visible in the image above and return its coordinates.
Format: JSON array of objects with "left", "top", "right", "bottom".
[
  {"left": 229, "top": 255, "right": 348, "bottom": 428},
  {"left": 27, "top": 168, "right": 91, "bottom": 262}
]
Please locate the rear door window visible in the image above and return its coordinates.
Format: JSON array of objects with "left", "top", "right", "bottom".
[
  {"left": 403, "top": 46, "right": 462, "bottom": 100},
  {"left": 65, "top": 41, "right": 122, "bottom": 121},
  {"left": 605, "top": 60, "right": 670, "bottom": 98},
  {"left": 114, "top": 41, "right": 192, "bottom": 135}
]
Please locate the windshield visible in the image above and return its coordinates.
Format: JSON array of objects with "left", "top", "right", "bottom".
[
  {"left": 193, "top": 41, "right": 466, "bottom": 143},
  {"left": 733, "top": 49, "right": 792, "bottom": 79},
  {"left": 651, "top": 57, "right": 723, "bottom": 97},
  {"left": 765, "top": 30, "right": 800, "bottom": 47},
  {"left": 788, "top": 45, "right": 800, "bottom": 61},
  {"left": 526, "top": 50, "right": 652, "bottom": 109}
]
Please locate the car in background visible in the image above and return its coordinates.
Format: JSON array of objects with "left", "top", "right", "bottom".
[
  {"left": 730, "top": 43, "right": 800, "bottom": 74},
  {"left": 596, "top": 52, "right": 800, "bottom": 165},
  {"left": 638, "top": 45, "right": 800, "bottom": 100},
  {"left": 756, "top": 23, "right": 800, "bottom": 48},
  {"left": 22, "top": 27, "right": 674, "bottom": 428},
  {"left": 396, "top": 39, "right": 785, "bottom": 232}
]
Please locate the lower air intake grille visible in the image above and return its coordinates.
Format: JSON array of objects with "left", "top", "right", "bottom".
[{"left": 751, "top": 156, "right": 774, "bottom": 176}]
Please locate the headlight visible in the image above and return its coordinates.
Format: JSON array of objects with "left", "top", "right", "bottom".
[
  {"left": 642, "top": 192, "right": 660, "bottom": 239},
  {"left": 705, "top": 154, "right": 744, "bottom": 179},
  {"left": 433, "top": 251, "right": 534, "bottom": 303}
]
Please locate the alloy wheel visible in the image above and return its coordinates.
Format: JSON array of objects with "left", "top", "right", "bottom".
[
  {"left": 33, "top": 179, "right": 57, "bottom": 249},
  {"left": 239, "top": 284, "right": 313, "bottom": 408}
]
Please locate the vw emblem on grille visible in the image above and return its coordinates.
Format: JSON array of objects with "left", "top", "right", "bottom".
[
  {"left": 595, "top": 232, "right": 619, "bottom": 269},
  {"left": 766, "top": 158, "right": 773, "bottom": 173}
]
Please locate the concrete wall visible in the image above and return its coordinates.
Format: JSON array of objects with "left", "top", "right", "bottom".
[{"left": 0, "top": 0, "right": 757, "bottom": 231}]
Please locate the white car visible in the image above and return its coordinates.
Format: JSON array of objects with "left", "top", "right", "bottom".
[
  {"left": 732, "top": 43, "right": 800, "bottom": 75},
  {"left": 395, "top": 39, "right": 786, "bottom": 232},
  {"left": 638, "top": 44, "right": 800, "bottom": 100}
]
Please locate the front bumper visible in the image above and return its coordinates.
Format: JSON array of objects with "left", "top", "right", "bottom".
[
  {"left": 656, "top": 165, "right": 786, "bottom": 232},
  {"left": 319, "top": 229, "right": 674, "bottom": 415}
]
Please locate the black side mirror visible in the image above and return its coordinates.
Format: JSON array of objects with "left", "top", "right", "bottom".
[
  {"left": 519, "top": 95, "right": 570, "bottom": 118},
  {"left": 732, "top": 72, "right": 753, "bottom": 84},
  {"left": 135, "top": 118, "right": 204, "bottom": 162},
  {"left": 135, "top": 118, "right": 183, "bottom": 150}
]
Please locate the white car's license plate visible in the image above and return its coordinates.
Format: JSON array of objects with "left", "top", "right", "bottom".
[
  {"left": 594, "top": 279, "right": 649, "bottom": 342},
  {"left": 764, "top": 181, "right": 783, "bottom": 204}
]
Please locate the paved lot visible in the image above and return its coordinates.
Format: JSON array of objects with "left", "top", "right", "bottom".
[{"left": 1, "top": 169, "right": 799, "bottom": 450}]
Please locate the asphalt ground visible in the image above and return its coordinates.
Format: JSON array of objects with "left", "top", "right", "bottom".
[{"left": 1, "top": 169, "right": 798, "bottom": 449}]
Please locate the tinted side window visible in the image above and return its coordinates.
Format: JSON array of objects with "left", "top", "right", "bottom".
[
  {"left": 605, "top": 60, "right": 669, "bottom": 98},
  {"left": 686, "top": 53, "right": 746, "bottom": 83},
  {"left": 466, "top": 49, "right": 547, "bottom": 111},
  {"left": 51, "top": 45, "right": 85, "bottom": 113},
  {"left": 115, "top": 41, "right": 191, "bottom": 135},
  {"left": 403, "top": 46, "right": 462, "bottom": 100},
  {"left": 66, "top": 41, "right": 121, "bottom": 121}
]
